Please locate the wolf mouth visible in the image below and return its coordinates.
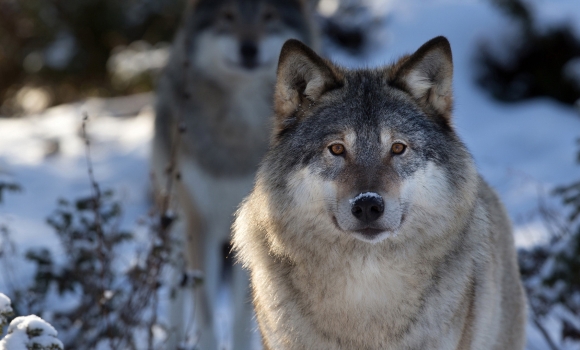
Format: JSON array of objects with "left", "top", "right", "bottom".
[
  {"left": 355, "top": 228, "right": 385, "bottom": 237},
  {"left": 332, "top": 215, "right": 402, "bottom": 239}
]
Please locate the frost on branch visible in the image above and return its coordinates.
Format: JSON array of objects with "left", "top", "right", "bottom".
[
  {"left": 0, "top": 293, "right": 13, "bottom": 329},
  {"left": 0, "top": 293, "right": 63, "bottom": 350}
]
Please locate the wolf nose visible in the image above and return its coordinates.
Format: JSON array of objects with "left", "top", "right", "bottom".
[
  {"left": 240, "top": 41, "right": 258, "bottom": 69},
  {"left": 351, "top": 193, "right": 384, "bottom": 223}
]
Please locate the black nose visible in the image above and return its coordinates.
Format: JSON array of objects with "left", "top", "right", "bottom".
[
  {"left": 240, "top": 41, "right": 258, "bottom": 69},
  {"left": 351, "top": 193, "right": 384, "bottom": 223}
]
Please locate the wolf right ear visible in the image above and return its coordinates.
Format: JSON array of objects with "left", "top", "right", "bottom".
[
  {"left": 390, "top": 36, "right": 454, "bottom": 121},
  {"left": 274, "top": 39, "right": 342, "bottom": 132}
]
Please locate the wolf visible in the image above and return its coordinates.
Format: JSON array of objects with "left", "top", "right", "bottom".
[
  {"left": 233, "top": 37, "right": 527, "bottom": 349},
  {"left": 151, "top": 1, "right": 319, "bottom": 348}
]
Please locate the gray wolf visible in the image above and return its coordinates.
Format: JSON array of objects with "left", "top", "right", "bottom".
[
  {"left": 233, "top": 37, "right": 527, "bottom": 349},
  {"left": 151, "top": 1, "right": 319, "bottom": 348}
]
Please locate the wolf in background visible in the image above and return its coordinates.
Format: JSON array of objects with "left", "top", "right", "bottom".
[
  {"left": 151, "top": 0, "right": 319, "bottom": 348},
  {"left": 233, "top": 37, "right": 527, "bottom": 349}
]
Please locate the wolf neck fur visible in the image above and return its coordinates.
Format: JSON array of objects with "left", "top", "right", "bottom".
[
  {"left": 194, "top": 71, "right": 273, "bottom": 126},
  {"left": 181, "top": 68, "right": 274, "bottom": 177}
]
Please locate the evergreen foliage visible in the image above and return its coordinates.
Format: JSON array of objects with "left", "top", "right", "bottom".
[
  {"left": 519, "top": 142, "right": 580, "bottom": 346},
  {"left": 0, "top": 0, "right": 185, "bottom": 113},
  {"left": 477, "top": 0, "right": 580, "bottom": 106}
]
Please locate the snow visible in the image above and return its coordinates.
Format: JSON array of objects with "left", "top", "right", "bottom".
[
  {"left": 0, "top": 315, "right": 63, "bottom": 350},
  {"left": 0, "top": 293, "right": 63, "bottom": 350},
  {"left": 108, "top": 41, "right": 170, "bottom": 88},
  {"left": 0, "top": 294, "right": 13, "bottom": 329},
  {"left": 0, "top": 294, "right": 10, "bottom": 314},
  {"left": 349, "top": 192, "right": 383, "bottom": 204},
  {"left": 0, "top": 0, "right": 579, "bottom": 349},
  {"left": 530, "top": 0, "right": 580, "bottom": 36}
]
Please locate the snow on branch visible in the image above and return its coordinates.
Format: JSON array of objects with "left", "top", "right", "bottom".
[{"left": 0, "top": 293, "right": 63, "bottom": 350}]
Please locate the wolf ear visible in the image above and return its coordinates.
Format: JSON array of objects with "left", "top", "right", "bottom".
[
  {"left": 391, "top": 36, "right": 454, "bottom": 121},
  {"left": 274, "top": 39, "right": 342, "bottom": 131}
]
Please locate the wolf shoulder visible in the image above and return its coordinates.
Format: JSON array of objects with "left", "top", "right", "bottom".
[{"left": 472, "top": 175, "right": 527, "bottom": 349}]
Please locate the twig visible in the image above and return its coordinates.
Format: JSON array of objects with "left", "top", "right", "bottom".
[
  {"left": 81, "top": 112, "right": 113, "bottom": 347},
  {"left": 152, "top": 13, "right": 203, "bottom": 348},
  {"left": 530, "top": 306, "right": 560, "bottom": 350}
]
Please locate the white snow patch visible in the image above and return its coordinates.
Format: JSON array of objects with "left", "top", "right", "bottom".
[
  {"left": 0, "top": 294, "right": 11, "bottom": 314},
  {"left": 349, "top": 192, "right": 383, "bottom": 205},
  {"left": 514, "top": 221, "right": 551, "bottom": 249},
  {"left": 108, "top": 41, "right": 170, "bottom": 87},
  {"left": 0, "top": 315, "right": 63, "bottom": 350},
  {"left": 0, "top": 294, "right": 13, "bottom": 329}
]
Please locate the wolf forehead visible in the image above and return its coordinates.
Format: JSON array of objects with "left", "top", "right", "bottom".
[
  {"left": 278, "top": 74, "right": 456, "bottom": 154},
  {"left": 191, "top": 0, "right": 311, "bottom": 31},
  {"left": 310, "top": 70, "right": 450, "bottom": 130}
]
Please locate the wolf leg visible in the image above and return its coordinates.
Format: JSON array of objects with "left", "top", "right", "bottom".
[{"left": 169, "top": 181, "right": 219, "bottom": 350}]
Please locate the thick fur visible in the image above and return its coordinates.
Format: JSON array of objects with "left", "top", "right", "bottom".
[
  {"left": 151, "top": 1, "right": 319, "bottom": 348},
  {"left": 233, "top": 37, "right": 527, "bottom": 349}
]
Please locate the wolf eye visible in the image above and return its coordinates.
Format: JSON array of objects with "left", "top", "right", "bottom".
[
  {"left": 262, "top": 11, "right": 275, "bottom": 22},
  {"left": 329, "top": 144, "right": 345, "bottom": 156},
  {"left": 222, "top": 11, "right": 235, "bottom": 22},
  {"left": 391, "top": 143, "right": 406, "bottom": 155}
]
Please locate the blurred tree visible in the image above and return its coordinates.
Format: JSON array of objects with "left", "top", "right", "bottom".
[
  {"left": 477, "top": 0, "right": 580, "bottom": 107},
  {"left": 519, "top": 142, "right": 580, "bottom": 347},
  {"left": 0, "top": 0, "right": 185, "bottom": 115}
]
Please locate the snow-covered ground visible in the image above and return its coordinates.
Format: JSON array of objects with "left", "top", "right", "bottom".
[{"left": 1, "top": 0, "right": 579, "bottom": 349}]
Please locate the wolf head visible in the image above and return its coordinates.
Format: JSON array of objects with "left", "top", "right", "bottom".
[
  {"left": 258, "top": 37, "right": 478, "bottom": 245},
  {"left": 185, "top": 0, "right": 317, "bottom": 80}
]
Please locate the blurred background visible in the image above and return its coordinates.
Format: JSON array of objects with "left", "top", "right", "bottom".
[
  {"left": 0, "top": 0, "right": 183, "bottom": 116},
  {"left": 0, "top": 0, "right": 579, "bottom": 349}
]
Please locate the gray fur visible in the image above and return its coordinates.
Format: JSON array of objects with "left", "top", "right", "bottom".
[
  {"left": 152, "top": 1, "right": 319, "bottom": 348},
  {"left": 233, "top": 37, "right": 527, "bottom": 349}
]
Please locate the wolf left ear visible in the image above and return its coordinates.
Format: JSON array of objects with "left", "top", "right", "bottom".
[
  {"left": 391, "top": 36, "right": 454, "bottom": 120},
  {"left": 274, "top": 39, "right": 342, "bottom": 132}
]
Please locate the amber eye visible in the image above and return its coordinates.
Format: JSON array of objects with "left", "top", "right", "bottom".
[
  {"left": 391, "top": 143, "right": 406, "bottom": 155},
  {"left": 262, "top": 11, "right": 275, "bottom": 21},
  {"left": 222, "top": 11, "right": 235, "bottom": 22},
  {"left": 329, "top": 144, "right": 345, "bottom": 156}
]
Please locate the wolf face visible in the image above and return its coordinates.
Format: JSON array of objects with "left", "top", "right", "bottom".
[
  {"left": 264, "top": 37, "right": 477, "bottom": 244},
  {"left": 188, "top": 0, "right": 313, "bottom": 80}
]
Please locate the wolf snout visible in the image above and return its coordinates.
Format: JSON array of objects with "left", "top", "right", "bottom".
[
  {"left": 350, "top": 193, "right": 384, "bottom": 223},
  {"left": 240, "top": 41, "right": 259, "bottom": 69}
]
